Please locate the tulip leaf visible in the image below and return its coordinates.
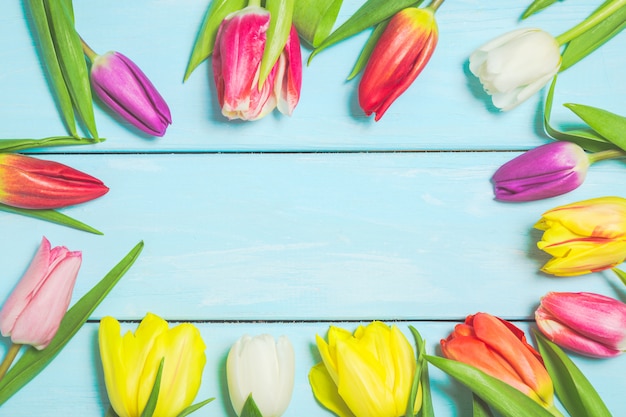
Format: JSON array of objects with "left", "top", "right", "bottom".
[
  {"left": 308, "top": 0, "right": 424, "bottom": 63},
  {"left": 426, "top": 355, "right": 555, "bottom": 417},
  {"left": 347, "top": 19, "right": 388, "bottom": 81},
  {"left": 240, "top": 394, "right": 263, "bottom": 417},
  {"left": 564, "top": 103, "right": 626, "bottom": 153},
  {"left": 560, "top": 1, "right": 626, "bottom": 72},
  {"left": 0, "top": 204, "right": 103, "bottom": 235},
  {"left": 0, "top": 241, "right": 144, "bottom": 406},
  {"left": 293, "top": 0, "right": 344, "bottom": 47},
  {"left": 24, "top": 0, "right": 77, "bottom": 137},
  {"left": 408, "top": 326, "right": 434, "bottom": 417},
  {"left": 612, "top": 267, "right": 626, "bottom": 287},
  {"left": 473, "top": 393, "right": 495, "bottom": 417},
  {"left": 259, "top": 0, "right": 295, "bottom": 87},
  {"left": 176, "top": 398, "right": 215, "bottom": 417},
  {"left": 543, "top": 76, "right": 617, "bottom": 153},
  {"left": 534, "top": 331, "right": 612, "bottom": 417},
  {"left": 521, "top": 0, "right": 559, "bottom": 19},
  {"left": 0, "top": 136, "right": 103, "bottom": 153},
  {"left": 140, "top": 358, "right": 164, "bottom": 417},
  {"left": 183, "top": 0, "right": 248, "bottom": 82},
  {"left": 105, "top": 407, "right": 118, "bottom": 417}
]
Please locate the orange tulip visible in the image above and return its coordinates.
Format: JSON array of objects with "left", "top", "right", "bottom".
[{"left": 441, "top": 313, "right": 555, "bottom": 408}]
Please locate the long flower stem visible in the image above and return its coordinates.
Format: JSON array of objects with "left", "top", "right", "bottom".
[
  {"left": 427, "top": 0, "right": 446, "bottom": 12},
  {"left": 79, "top": 36, "right": 98, "bottom": 62},
  {"left": 0, "top": 344, "right": 22, "bottom": 382},
  {"left": 555, "top": 0, "right": 626, "bottom": 45},
  {"left": 588, "top": 148, "right": 626, "bottom": 164}
]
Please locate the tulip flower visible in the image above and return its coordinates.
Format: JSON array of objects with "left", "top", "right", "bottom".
[
  {"left": 99, "top": 313, "right": 206, "bottom": 417},
  {"left": 358, "top": 6, "right": 438, "bottom": 121},
  {"left": 441, "top": 313, "right": 555, "bottom": 409},
  {"left": 536, "top": 291, "right": 626, "bottom": 358},
  {"left": 470, "top": 28, "right": 561, "bottom": 111},
  {"left": 492, "top": 141, "right": 590, "bottom": 202},
  {"left": 81, "top": 38, "right": 172, "bottom": 136},
  {"left": 227, "top": 334, "right": 295, "bottom": 417},
  {"left": 534, "top": 196, "right": 626, "bottom": 276},
  {"left": 0, "top": 237, "right": 81, "bottom": 350},
  {"left": 213, "top": 6, "right": 302, "bottom": 121},
  {"left": 309, "top": 321, "right": 420, "bottom": 417},
  {"left": 0, "top": 153, "right": 108, "bottom": 209}
]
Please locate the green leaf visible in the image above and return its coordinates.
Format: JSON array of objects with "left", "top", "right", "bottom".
[
  {"left": 408, "top": 326, "right": 434, "bottom": 417},
  {"left": 259, "top": 0, "right": 295, "bottom": 87},
  {"left": 140, "top": 358, "right": 164, "bottom": 417},
  {"left": 543, "top": 76, "right": 617, "bottom": 152},
  {"left": 473, "top": 394, "right": 495, "bottom": 417},
  {"left": 183, "top": 0, "right": 248, "bottom": 82},
  {"left": 0, "top": 136, "right": 103, "bottom": 153},
  {"left": 560, "top": 1, "right": 626, "bottom": 72},
  {"left": 0, "top": 203, "right": 103, "bottom": 235},
  {"left": 564, "top": 102, "right": 626, "bottom": 152},
  {"left": 176, "top": 398, "right": 215, "bottom": 417},
  {"left": 25, "top": 0, "right": 77, "bottom": 137},
  {"left": 293, "top": 0, "right": 344, "bottom": 48},
  {"left": 534, "top": 331, "right": 612, "bottom": 417},
  {"left": 45, "top": 0, "right": 98, "bottom": 138},
  {"left": 521, "top": 0, "right": 559, "bottom": 19},
  {"left": 612, "top": 268, "right": 626, "bottom": 287},
  {"left": 347, "top": 19, "right": 388, "bottom": 80},
  {"left": 308, "top": 0, "right": 423, "bottom": 63},
  {"left": 0, "top": 241, "right": 144, "bottom": 406},
  {"left": 105, "top": 406, "right": 119, "bottom": 417},
  {"left": 426, "top": 355, "right": 555, "bottom": 417},
  {"left": 240, "top": 394, "right": 263, "bottom": 417}
]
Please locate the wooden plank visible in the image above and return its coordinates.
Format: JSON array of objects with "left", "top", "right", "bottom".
[{"left": 1, "top": 153, "right": 623, "bottom": 321}]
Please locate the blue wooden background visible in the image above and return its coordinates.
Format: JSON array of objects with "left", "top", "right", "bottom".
[{"left": 1, "top": 0, "right": 625, "bottom": 415}]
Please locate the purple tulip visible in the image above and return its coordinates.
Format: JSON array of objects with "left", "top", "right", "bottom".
[
  {"left": 492, "top": 141, "right": 589, "bottom": 202},
  {"left": 90, "top": 51, "right": 172, "bottom": 136},
  {"left": 0, "top": 237, "right": 81, "bottom": 350}
]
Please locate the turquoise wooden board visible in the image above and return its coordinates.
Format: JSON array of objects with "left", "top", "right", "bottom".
[{"left": 1, "top": 321, "right": 625, "bottom": 416}]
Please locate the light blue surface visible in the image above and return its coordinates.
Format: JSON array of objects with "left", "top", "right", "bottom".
[{"left": 0, "top": 0, "right": 625, "bottom": 416}]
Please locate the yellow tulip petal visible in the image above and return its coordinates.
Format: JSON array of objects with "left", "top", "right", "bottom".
[
  {"left": 542, "top": 240, "right": 626, "bottom": 276},
  {"left": 309, "top": 362, "right": 356, "bottom": 417},
  {"left": 389, "top": 325, "right": 415, "bottom": 413},
  {"left": 99, "top": 316, "right": 134, "bottom": 417}
]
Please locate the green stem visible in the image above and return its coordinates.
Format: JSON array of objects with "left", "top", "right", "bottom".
[
  {"left": 248, "top": 0, "right": 261, "bottom": 7},
  {"left": 546, "top": 404, "right": 566, "bottom": 417},
  {"left": 555, "top": 0, "right": 626, "bottom": 45},
  {"left": 0, "top": 344, "right": 22, "bottom": 382},
  {"left": 588, "top": 148, "right": 626, "bottom": 164},
  {"left": 79, "top": 36, "right": 98, "bottom": 62},
  {"left": 427, "top": 0, "right": 445, "bottom": 12}
]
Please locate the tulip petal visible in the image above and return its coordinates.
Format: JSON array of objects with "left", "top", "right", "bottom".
[{"left": 309, "top": 363, "right": 356, "bottom": 417}]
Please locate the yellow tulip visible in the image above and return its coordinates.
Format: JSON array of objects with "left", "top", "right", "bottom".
[
  {"left": 309, "top": 321, "right": 419, "bottom": 417},
  {"left": 99, "top": 313, "right": 206, "bottom": 417},
  {"left": 535, "top": 196, "right": 626, "bottom": 276}
]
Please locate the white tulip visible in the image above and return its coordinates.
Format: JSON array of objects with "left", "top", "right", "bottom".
[
  {"left": 227, "top": 334, "right": 295, "bottom": 417},
  {"left": 469, "top": 28, "right": 561, "bottom": 111}
]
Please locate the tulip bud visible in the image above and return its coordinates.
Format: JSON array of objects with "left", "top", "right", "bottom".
[
  {"left": 492, "top": 141, "right": 590, "bottom": 202},
  {"left": 358, "top": 7, "right": 438, "bottom": 121},
  {"left": 536, "top": 291, "right": 626, "bottom": 358},
  {"left": 470, "top": 28, "right": 561, "bottom": 111},
  {"left": 0, "top": 153, "right": 108, "bottom": 209},
  {"left": 213, "top": 6, "right": 302, "bottom": 121},
  {"left": 0, "top": 237, "right": 81, "bottom": 350},
  {"left": 90, "top": 51, "right": 172, "bottom": 136},
  {"left": 534, "top": 196, "right": 626, "bottom": 276},
  {"left": 227, "top": 334, "right": 295, "bottom": 417}
]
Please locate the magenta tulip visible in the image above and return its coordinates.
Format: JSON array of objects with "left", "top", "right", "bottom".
[
  {"left": 213, "top": 6, "right": 302, "bottom": 121},
  {"left": 0, "top": 237, "right": 81, "bottom": 350}
]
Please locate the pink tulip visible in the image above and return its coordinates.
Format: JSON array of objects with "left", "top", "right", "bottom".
[
  {"left": 0, "top": 237, "right": 81, "bottom": 350},
  {"left": 213, "top": 6, "right": 302, "bottom": 121},
  {"left": 536, "top": 291, "right": 626, "bottom": 358}
]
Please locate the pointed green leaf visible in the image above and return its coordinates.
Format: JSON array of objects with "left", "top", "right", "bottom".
[
  {"left": 45, "top": 0, "right": 98, "bottom": 138},
  {"left": 176, "top": 398, "right": 215, "bottom": 417},
  {"left": 347, "top": 19, "right": 388, "bottom": 80},
  {"left": 408, "top": 326, "right": 434, "bottom": 417},
  {"left": 240, "top": 395, "right": 263, "bottom": 417},
  {"left": 560, "top": 1, "right": 626, "bottom": 72},
  {"left": 308, "top": 0, "right": 423, "bottom": 63},
  {"left": 183, "top": 0, "right": 248, "bottom": 82},
  {"left": 0, "top": 136, "right": 103, "bottom": 153},
  {"left": 521, "top": 0, "right": 559, "bottom": 19},
  {"left": 564, "top": 102, "right": 626, "bottom": 152},
  {"left": 612, "top": 268, "right": 626, "bottom": 286},
  {"left": 140, "top": 358, "right": 164, "bottom": 417},
  {"left": 25, "top": 0, "right": 77, "bottom": 137},
  {"left": 0, "top": 204, "right": 103, "bottom": 235},
  {"left": 0, "top": 241, "right": 144, "bottom": 406},
  {"left": 259, "top": 0, "right": 294, "bottom": 87},
  {"left": 426, "top": 355, "right": 555, "bottom": 417},
  {"left": 534, "top": 331, "right": 612, "bottom": 417},
  {"left": 473, "top": 394, "right": 495, "bottom": 417},
  {"left": 293, "top": 0, "right": 344, "bottom": 47}
]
